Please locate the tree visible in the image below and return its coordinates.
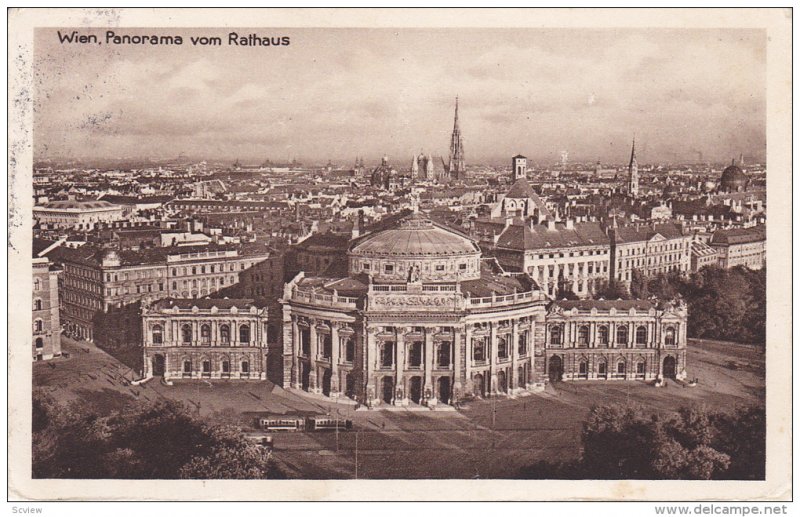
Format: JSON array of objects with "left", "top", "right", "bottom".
[
  {"left": 32, "top": 398, "right": 285, "bottom": 479},
  {"left": 594, "top": 279, "right": 630, "bottom": 300},
  {"left": 630, "top": 269, "right": 649, "bottom": 299}
]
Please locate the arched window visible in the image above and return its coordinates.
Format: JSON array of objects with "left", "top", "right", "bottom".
[
  {"left": 33, "top": 279, "right": 41, "bottom": 291},
  {"left": 241, "top": 361, "right": 250, "bottom": 374},
  {"left": 578, "top": 326, "right": 590, "bottom": 346},
  {"left": 550, "top": 325, "right": 562, "bottom": 345},
  {"left": 172, "top": 281, "right": 177, "bottom": 290},
  {"left": 239, "top": 325, "right": 250, "bottom": 343},
  {"left": 192, "top": 266, "right": 197, "bottom": 275},
  {"left": 635, "top": 326, "right": 648, "bottom": 345},
  {"left": 497, "top": 337, "right": 508, "bottom": 359},
  {"left": 598, "top": 326, "right": 609, "bottom": 345},
  {"left": 33, "top": 298, "right": 43, "bottom": 311},
  {"left": 181, "top": 324, "right": 192, "bottom": 343},
  {"left": 664, "top": 327, "right": 676, "bottom": 346},
  {"left": 617, "top": 361, "right": 626, "bottom": 375},
  {"left": 152, "top": 324, "right": 163, "bottom": 344},
  {"left": 201, "top": 324, "right": 211, "bottom": 344},
  {"left": 33, "top": 319, "right": 43, "bottom": 332},
  {"left": 616, "top": 326, "right": 628, "bottom": 345},
  {"left": 35, "top": 337, "right": 43, "bottom": 349},
  {"left": 578, "top": 360, "right": 588, "bottom": 378},
  {"left": 183, "top": 360, "right": 192, "bottom": 374},
  {"left": 220, "top": 324, "right": 230, "bottom": 344}
]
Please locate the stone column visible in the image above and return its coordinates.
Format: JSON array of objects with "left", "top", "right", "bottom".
[
  {"left": 510, "top": 320, "right": 519, "bottom": 393},
  {"left": 395, "top": 329, "right": 406, "bottom": 405},
  {"left": 424, "top": 328, "right": 434, "bottom": 405},
  {"left": 365, "top": 327, "right": 376, "bottom": 407},
  {"left": 330, "top": 323, "right": 340, "bottom": 397},
  {"left": 308, "top": 320, "right": 318, "bottom": 392},
  {"left": 453, "top": 327, "right": 462, "bottom": 400},
  {"left": 291, "top": 318, "right": 300, "bottom": 388},
  {"left": 489, "top": 322, "right": 498, "bottom": 395}
]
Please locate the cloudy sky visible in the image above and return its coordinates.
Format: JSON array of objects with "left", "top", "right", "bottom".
[{"left": 34, "top": 28, "right": 765, "bottom": 165}]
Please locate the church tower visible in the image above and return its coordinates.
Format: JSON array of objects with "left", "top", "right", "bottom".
[
  {"left": 512, "top": 155, "right": 527, "bottom": 181},
  {"left": 628, "top": 135, "right": 639, "bottom": 198},
  {"left": 448, "top": 96, "right": 465, "bottom": 180}
]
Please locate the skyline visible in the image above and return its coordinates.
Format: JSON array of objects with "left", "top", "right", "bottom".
[{"left": 34, "top": 28, "right": 766, "bottom": 164}]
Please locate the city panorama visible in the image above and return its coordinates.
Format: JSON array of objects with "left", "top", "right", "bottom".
[{"left": 30, "top": 26, "right": 766, "bottom": 482}]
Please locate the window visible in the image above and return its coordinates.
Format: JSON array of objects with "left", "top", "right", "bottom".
[
  {"left": 362, "top": 263, "right": 370, "bottom": 270},
  {"left": 239, "top": 325, "right": 250, "bottom": 344},
  {"left": 241, "top": 361, "right": 250, "bottom": 374},
  {"left": 182, "top": 324, "right": 192, "bottom": 343},
  {"left": 459, "top": 263, "right": 467, "bottom": 270},
  {"left": 598, "top": 361, "right": 607, "bottom": 377},
  {"left": 550, "top": 325, "right": 562, "bottom": 345},
  {"left": 498, "top": 337, "right": 509, "bottom": 359},
  {"left": 578, "top": 326, "right": 590, "bottom": 346},
  {"left": 152, "top": 325, "right": 163, "bottom": 344},
  {"left": 616, "top": 326, "right": 628, "bottom": 345},
  {"left": 518, "top": 332, "right": 528, "bottom": 355},
  {"left": 344, "top": 338, "right": 355, "bottom": 363},
  {"left": 33, "top": 319, "right": 43, "bottom": 332},
  {"left": 202, "top": 360, "right": 211, "bottom": 374},
  {"left": 192, "top": 267, "right": 197, "bottom": 275},
  {"left": 617, "top": 362, "right": 626, "bottom": 375},
  {"left": 435, "top": 264, "right": 445, "bottom": 271},
  {"left": 578, "top": 360, "right": 588, "bottom": 378},
  {"left": 222, "top": 361, "right": 230, "bottom": 374},
  {"left": 35, "top": 337, "right": 43, "bottom": 349},
  {"left": 598, "top": 326, "right": 609, "bottom": 345},
  {"left": 201, "top": 324, "right": 211, "bottom": 344},
  {"left": 636, "top": 361, "right": 645, "bottom": 376},
  {"left": 437, "top": 341, "right": 451, "bottom": 367},
  {"left": 664, "top": 327, "right": 676, "bottom": 346},
  {"left": 172, "top": 281, "right": 177, "bottom": 290},
  {"left": 384, "top": 264, "right": 394, "bottom": 274},
  {"left": 473, "top": 339, "right": 486, "bottom": 363},
  {"left": 183, "top": 360, "right": 192, "bottom": 373},
  {"left": 380, "top": 341, "right": 394, "bottom": 367},
  {"left": 33, "top": 279, "right": 41, "bottom": 291},
  {"left": 201, "top": 266, "right": 205, "bottom": 274},
  {"left": 33, "top": 299, "right": 43, "bottom": 311},
  {"left": 635, "top": 326, "right": 647, "bottom": 345},
  {"left": 408, "top": 341, "right": 423, "bottom": 368}
]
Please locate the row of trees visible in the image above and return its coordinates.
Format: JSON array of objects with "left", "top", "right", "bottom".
[
  {"left": 594, "top": 265, "right": 766, "bottom": 345},
  {"left": 33, "top": 391, "right": 285, "bottom": 479},
  {"left": 519, "top": 403, "right": 765, "bottom": 480}
]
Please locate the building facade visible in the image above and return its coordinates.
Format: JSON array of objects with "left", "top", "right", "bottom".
[
  {"left": 34, "top": 200, "right": 125, "bottom": 229},
  {"left": 544, "top": 299, "right": 688, "bottom": 382},
  {"left": 710, "top": 225, "right": 766, "bottom": 270},
  {"left": 281, "top": 214, "right": 549, "bottom": 407},
  {"left": 141, "top": 298, "right": 269, "bottom": 380},
  {"left": 491, "top": 219, "right": 611, "bottom": 299},
  {"left": 33, "top": 257, "right": 61, "bottom": 360},
  {"left": 609, "top": 221, "right": 692, "bottom": 285}
]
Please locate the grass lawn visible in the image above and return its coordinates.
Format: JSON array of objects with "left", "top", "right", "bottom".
[{"left": 34, "top": 336, "right": 764, "bottom": 479}]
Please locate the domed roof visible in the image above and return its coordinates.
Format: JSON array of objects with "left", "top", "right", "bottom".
[
  {"left": 720, "top": 161, "right": 748, "bottom": 191},
  {"left": 351, "top": 213, "right": 479, "bottom": 257}
]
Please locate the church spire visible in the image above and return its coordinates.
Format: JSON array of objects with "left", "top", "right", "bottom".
[
  {"left": 628, "top": 134, "right": 639, "bottom": 198},
  {"left": 453, "top": 95, "right": 460, "bottom": 131},
  {"left": 448, "top": 96, "right": 465, "bottom": 180}
]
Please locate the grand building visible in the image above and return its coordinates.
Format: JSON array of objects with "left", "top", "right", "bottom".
[
  {"left": 34, "top": 199, "right": 126, "bottom": 229},
  {"left": 608, "top": 220, "right": 692, "bottom": 285},
  {"left": 141, "top": 298, "right": 269, "bottom": 380},
  {"left": 281, "top": 213, "right": 549, "bottom": 407},
  {"left": 710, "top": 225, "right": 766, "bottom": 270},
  {"left": 280, "top": 212, "right": 688, "bottom": 408},
  {"left": 545, "top": 299, "right": 688, "bottom": 382},
  {"left": 32, "top": 253, "right": 61, "bottom": 361}
]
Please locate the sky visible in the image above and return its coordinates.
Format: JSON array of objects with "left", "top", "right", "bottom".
[{"left": 34, "top": 28, "right": 766, "bottom": 165}]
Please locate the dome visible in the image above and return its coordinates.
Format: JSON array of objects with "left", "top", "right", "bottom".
[
  {"left": 351, "top": 213, "right": 479, "bottom": 257},
  {"left": 348, "top": 213, "right": 481, "bottom": 282},
  {"left": 720, "top": 162, "right": 748, "bottom": 192}
]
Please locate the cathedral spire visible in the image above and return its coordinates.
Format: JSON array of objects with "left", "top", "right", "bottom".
[
  {"left": 628, "top": 134, "right": 639, "bottom": 198},
  {"left": 448, "top": 96, "right": 465, "bottom": 180},
  {"left": 453, "top": 95, "right": 460, "bottom": 131}
]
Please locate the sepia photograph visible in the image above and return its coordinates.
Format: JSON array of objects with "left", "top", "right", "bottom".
[{"left": 7, "top": 6, "right": 792, "bottom": 505}]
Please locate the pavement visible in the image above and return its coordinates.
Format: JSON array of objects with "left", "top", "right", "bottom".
[{"left": 34, "top": 336, "right": 765, "bottom": 479}]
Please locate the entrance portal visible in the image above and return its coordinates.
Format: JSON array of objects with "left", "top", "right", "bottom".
[
  {"left": 663, "top": 356, "right": 677, "bottom": 379},
  {"left": 381, "top": 377, "right": 394, "bottom": 404},
  {"left": 497, "top": 370, "right": 507, "bottom": 393},
  {"left": 472, "top": 373, "right": 485, "bottom": 397},
  {"left": 438, "top": 376, "right": 451, "bottom": 404},
  {"left": 301, "top": 363, "right": 311, "bottom": 391},
  {"left": 548, "top": 355, "right": 563, "bottom": 383},
  {"left": 322, "top": 369, "right": 332, "bottom": 396},
  {"left": 152, "top": 354, "right": 165, "bottom": 376},
  {"left": 409, "top": 376, "right": 422, "bottom": 404},
  {"left": 345, "top": 373, "right": 356, "bottom": 398}
]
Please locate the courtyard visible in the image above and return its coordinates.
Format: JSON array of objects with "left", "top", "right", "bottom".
[{"left": 34, "top": 336, "right": 765, "bottom": 479}]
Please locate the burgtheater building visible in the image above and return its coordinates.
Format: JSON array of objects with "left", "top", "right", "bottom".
[{"left": 281, "top": 213, "right": 689, "bottom": 408}]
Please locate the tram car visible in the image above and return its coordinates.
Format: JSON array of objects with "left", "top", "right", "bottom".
[
  {"left": 258, "top": 417, "right": 306, "bottom": 432},
  {"left": 307, "top": 416, "right": 353, "bottom": 431},
  {"left": 258, "top": 415, "right": 353, "bottom": 432}
]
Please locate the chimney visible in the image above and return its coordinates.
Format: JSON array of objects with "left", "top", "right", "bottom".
[
  {"left": 565, "top": 219, "right": 574, "bottom": 230},
  {"left": 547, "top": 218, "right": 556, "bottom": 231},
  {"left": 504, "top": 216, "right": 513, "bottom": 229}
]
